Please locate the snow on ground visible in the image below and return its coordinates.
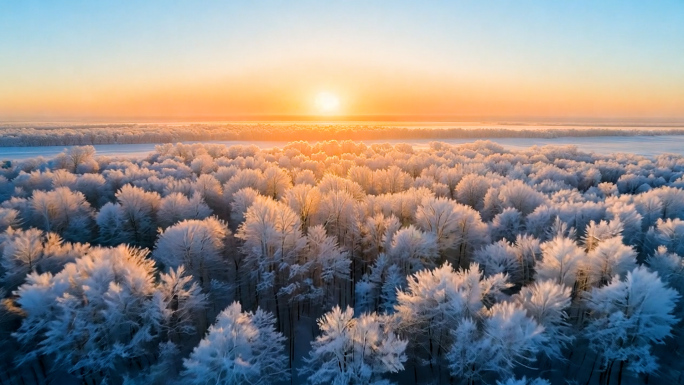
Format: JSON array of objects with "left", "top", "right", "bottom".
[{"left": 3, "top": 135, "right": 684, "bottom": 160}]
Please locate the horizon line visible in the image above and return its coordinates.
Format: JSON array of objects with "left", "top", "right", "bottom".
[{"left": 3, "top": 114, "right": 684, "bottom": 126}]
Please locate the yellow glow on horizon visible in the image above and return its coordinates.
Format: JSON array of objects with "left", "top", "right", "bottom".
[
  {"left": 1, "top": 62, "right": 683, "bottom": 120},
  {"left": 314, "top": 92, "right": 341, "bottom": 115}
]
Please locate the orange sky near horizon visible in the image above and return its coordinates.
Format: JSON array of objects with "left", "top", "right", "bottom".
[
  {"left": 4, "top": 65, "right": 682, "bottom": 121},
  {"left": 1, "top": 1, "right": 683, "bottom": 122}
]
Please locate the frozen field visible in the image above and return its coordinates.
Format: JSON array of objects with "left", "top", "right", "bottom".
[{"left": 2, "top": 134, "right": 684, "bottom": 160}]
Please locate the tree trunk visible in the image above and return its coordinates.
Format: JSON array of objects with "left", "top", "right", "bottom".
[
  {"left": 585, "top": 354, "right": 597, "bottom": 385},
  {"left": 605, "top": 359, "right": 615, "bottom": 385},
  {"left": 617, "top": 361, "right": 624, "bottom": 385}
]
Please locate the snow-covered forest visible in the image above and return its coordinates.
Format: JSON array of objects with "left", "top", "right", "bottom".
[
  {"left": 3, "top": 123, "right": 684, "bottom": 147},
  {"left": 0, "top": 140, "right": 683, "bottom": 385}
]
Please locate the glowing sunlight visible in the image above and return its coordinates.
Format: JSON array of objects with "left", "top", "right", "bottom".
[{"left": 314, "top": 92, "right": 341, "bottom": 115}]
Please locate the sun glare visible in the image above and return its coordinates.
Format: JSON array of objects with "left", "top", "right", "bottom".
[{"left": 314, "top": 92, "right": 340, "bottom": 114}]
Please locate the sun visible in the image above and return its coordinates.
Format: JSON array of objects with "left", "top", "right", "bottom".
[{"left": 314, "top": 92, "right": 340, "bottom": 114}]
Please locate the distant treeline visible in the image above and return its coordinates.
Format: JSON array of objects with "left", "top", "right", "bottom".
[{"left": 3, "top": 123, "right": 684, "bottom": 146}]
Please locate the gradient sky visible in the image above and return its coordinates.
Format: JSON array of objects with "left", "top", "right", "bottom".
[{"left": 1, "top": 1, "right": 684, "bottom": 121}]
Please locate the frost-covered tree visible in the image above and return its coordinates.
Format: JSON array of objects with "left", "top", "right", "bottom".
[
  {"left": 294, "top": 168, "right": 318, "bottom": 185},
  {"left": 153, "top": 217, "right": 229, "bottom": 288},
  {"left": 651, "top": 186, "right": 684, "bottom": 220},
  {"left": 182, "top": 302, "right": 289, "bottom": 385},
  {"left": 496, "top": 376, "right": 551, "bottom": 385},
  {"left": 387, "top": 225, "right": 438, "bottom": 276},
  {"left": 473, "top": 240, "right": 521, "bottom": 284},
  {"left": 525, "top": 206, "right": 558, "bottom": 241},
  {"left": 490, "top": 207, "right": 525, "bottom": 242},
  {"left": 0, "top": 227, "right": 87, "bottom": 289},
  {"left": 498, "top": 180, "right": 547, "bottom": 216},
  {"left": 12, "top": 170, "right": 54, "bottom": 196},
  {"left": 284, "top": 183, "right": 322, "bottom": 232},
  {"left": 95, "top": 201, "right": 127, "bottom": 245},
  {"left": 582, "top": 219, "right": 624, "bottom": 253},
  {"left": 157, "top": 192, "right": 212, "bottom": 228},
  {"left": 455, "top": 173, "right": 490, "bottom": 211},
  {"left": 360, "top": 213, "right": 398, "bottom": 263},
  {"left": 586, "top": 237, "right": 637, "bottom": 286},
  {"left": 514, "top": 280, "right": 573, "bottom": 358},
  {"left": 415, "top": 197, "right": 488, "bottom": 267},
  {"left": 415, "top": 196, "right": 462, "bottom": 255},
  {"left": 395, "top": 263, "right": 510, "bottom": 365},
  {"left": 192, "top": 174, "right": 224, "bottom": 214},
  {"left": 105, "top": 184, "right": 161, "bottom": 246},
  {"left": 437, "top": 166, "right": 464, "bottom": 199},
  {"left": 634, "top": 193, "right": 663, "bottom": 231},
  {"left": 535, "top": 236, "right": 585, "bottom": 288},
  {"left": 30, "top": 187, "right": 94, "bottom": 241},
  {"left": 646, "top": 218, "right": 684, "bottom": 256},
  {"left": 0, "top": 208, "right": 20, "bottom": 232},
  {"left": 223, "top": 169, "right": 265, "bottom": 204},
  {"left": 297, "top": 224, "right": 351, "bottom": 307},
  {"left": 190, "top": 153, "right": 216, "bottom": 175},
  {"left": 382, "top": 165, "right": 413, "bottom": 194},
  {"left": 236, "top": 196, "right": 306, "bottom": 309},
  {"left": 606, "top": 200, "right": 643, "bottom": 247},
  {"left": 262, "top": 166, "right": 292, "bottom": 200},
  {"left": 229, "top": 187, "right": 261, "bottom": 226},
  {"left": 53, "top": 145, "right": 98, "bottom": 173},
  {"left": 447, "top": 302, "right": 546, "bottom": 382},
  {"left": 73, "top": 172, "right": 109, "bottom": 207},
  {"left": 379, "top": 264, "right": 404, "bottom": 313},
  {"left": 513, "top": 234, "right": 542, "bottom": 284},
  {"left": 450, "top": 203, "right": 489, "bottom": 267},
  {"left": 318, "top": 174, "right": 365, "bottom": 201},
  {"left": 13, "top": 245, "right": 163, "bottom": 382},
  {"left": 647, "top": 246, "right": 684, "bottom": 297},
  {"left": 302, "top": 306, "right": 407, "bottom": 385},
  {"left": 157, "top": 266, "right": 208, "bottom": 341},
  {"left": 585, "top": 266, "right": 680, "bottom": 377},
  {"left": 1, "top": 228, "right": 44, "bottom": 286},
  {"left": 355, "top": 253, "right": 392, "bottom": 313},
  {"left": 348, "top": 165, "right": 376, "bottom": 194},
  {"left": 319, "top": 189, "right": 361, "bottom": 254}
]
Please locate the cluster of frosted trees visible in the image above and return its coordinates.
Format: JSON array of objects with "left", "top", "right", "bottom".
[
  {"left": 0, "top": 140, "right": 683, "bottom": 385},
  {"left": 3, "top": 123, "right": 684, "bottom": 147}
]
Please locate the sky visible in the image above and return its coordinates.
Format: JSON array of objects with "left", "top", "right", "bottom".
[{"left": 1, "top": 1, "right": 684, "bottom": 122}]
